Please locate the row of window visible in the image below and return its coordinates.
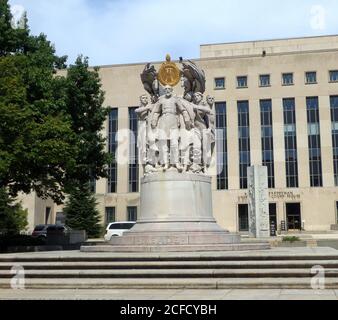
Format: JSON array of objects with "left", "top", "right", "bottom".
[
  {"left": 108, "top": 107, "right": 140, "bottom": 194},
  {"left": 214, "top": 70, "right": 338, "bottom": 89},
  {"left": 107, "top": 96, "right": 338, "bottom": 194},
  {"left": 215, "top": 96, "right": 338, "bottom": 190},
  {"left": 238, "top": 203, "right": 304, "bottom": 232},
  {"left": 105, "top": 206, "right": 137, "bottom": 225}
]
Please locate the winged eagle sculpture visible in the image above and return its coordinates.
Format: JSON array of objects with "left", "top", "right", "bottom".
[{"left": 140, "top": 59, "right": 206, "bottom": 102}]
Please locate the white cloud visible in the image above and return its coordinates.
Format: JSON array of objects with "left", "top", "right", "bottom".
[{"left": 8, "top": 0, "right": 338, "bottom": 66}]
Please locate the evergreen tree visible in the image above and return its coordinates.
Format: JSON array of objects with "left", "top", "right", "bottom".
[
  {"left": 64, "top": 184, "right": 101, "bottom": 238},
  {"left": 62, "top": 56, "right": 110, "bottom": 190},
  {"left": 0, "top": 187, "right": 28, "bottom": 235}
]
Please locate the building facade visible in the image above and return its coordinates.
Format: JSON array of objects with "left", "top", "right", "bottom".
[{"left": 22, "top": 35, "right": 338, "bottom": 233}]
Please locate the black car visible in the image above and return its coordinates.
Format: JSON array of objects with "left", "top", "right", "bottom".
[{"left": 32, "top": 224, "right": 70, "bottom": 239}]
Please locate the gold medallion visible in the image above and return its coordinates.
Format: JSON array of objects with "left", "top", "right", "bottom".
[{"left": 157, "top": 54, "right": 181, "bottom": 87}]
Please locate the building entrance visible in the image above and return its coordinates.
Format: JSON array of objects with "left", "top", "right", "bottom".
[{"left": 286, "top": 203, "right": 301, "bottom": 230}]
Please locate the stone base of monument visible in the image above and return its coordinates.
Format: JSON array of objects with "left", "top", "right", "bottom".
[{"left": 81, "top": 172, "right": 270, "bottom": 252}]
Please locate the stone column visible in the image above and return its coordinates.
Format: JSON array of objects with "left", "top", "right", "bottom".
[{"left": 248, "top": 165, "right": 270, "bottom": 238}]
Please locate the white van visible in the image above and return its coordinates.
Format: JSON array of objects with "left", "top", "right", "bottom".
[{"left": 104, "top": 221, "right": 136, "bottom": 241}]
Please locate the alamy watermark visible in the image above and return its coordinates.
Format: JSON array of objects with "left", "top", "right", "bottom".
[
  {"left": 310, "top": 5, "right": 326, "bottom": 31},
  {"left": 10, "top": 264, "right": 25, "bottom": 290},
  {"left": 311, "top": 265, "right": 325, "bottom": 290}
]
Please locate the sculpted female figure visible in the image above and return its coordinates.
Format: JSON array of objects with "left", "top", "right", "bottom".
[
  {"left": 135, "top": 95, "right": 153, "bottom": 170},
  {"left": 191, "top": 92, "right": 211, "bottom": 173},
  {"left": 204, "top": 95, "right": 216, "bottom": 167}
]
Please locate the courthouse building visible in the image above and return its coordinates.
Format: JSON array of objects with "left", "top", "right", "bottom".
[{"left": 22, "top": 35, "right": 338, "bottom": 234}]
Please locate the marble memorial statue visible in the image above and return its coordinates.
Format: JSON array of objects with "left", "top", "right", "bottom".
[
  {"left": 91, "top": 55, "right": 270, "bottom": 252},
  {"left": 137, "top": 55, "right": 215, "bottom": 175}
]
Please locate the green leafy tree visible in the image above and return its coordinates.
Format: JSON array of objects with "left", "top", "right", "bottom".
[
  {"left": 0, "top": 0, "right": 110, "bottom": 205},
  {"left": 0, "top": 187, "right": 28, "bottom": 235},
  {"left": 0, "top": 0, "right": 28, "bottom": 56},
  {"left": 64, "top": 184, "right": 101, "bottom": 238}
]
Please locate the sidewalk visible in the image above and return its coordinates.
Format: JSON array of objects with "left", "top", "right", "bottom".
[{"left": 0, "top": 289, "right": 337, "bottom": 300}]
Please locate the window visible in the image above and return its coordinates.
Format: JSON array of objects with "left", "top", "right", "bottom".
[
  {"left": 259, "top": 74, "right": 270, "bottom": 87},
  {"left": 330, "top": 96, "right": 338, "bottom": 186},
  {"left": 214, "top": 77, "right": 225, "bottom": 89},
  {"left": 329, "top": 70, "right": 338, "bottom": 83},
  {"left": 237, "top": 76, "right": 248, "bottom": 88},
  {"left": 216, "top": 102, "right": 228, "bottom": 190},
  {"left": 283, "top": 98, "right": 299, "bottom": 188},
  {"left": 127, "top": 206, "right": 137, "bottom": 222},
  {"left": 129, "top": 107, "right": 139, "bottom": 193},
  {"left": 282, "top": 73, "right": 294, "bottom": 86},
  {"left": 108, "top": 108, "right": 118, "bottom": 193},
  {"left": 269, "top": 203, "right": 277, "bottom": 236},
  {"left": 55, "top": 212, "right": 65, "bottom": 225},
  {"left": 89, "top": 177, "right": 96, "bottom": 193},
  {"left": 305, "top": 71, "right": 317, "bottom": 84},
  {"left": 306, "top": 97, "right": 323, "bottom": 187},
  {"left": 260, "top": 100, "right": 275, "bottom": 188},
  {"left": 238, "top": 204, "right": 249, "bottom": 231},
  {"left": 45, "top": 207, "right": 51, "bottom": 224},
  {"left": 105, "top": 207, "right": 115, "bottom": 225},
  {"left": 238, "top": 101, "right": 250, "bottom": 189}
]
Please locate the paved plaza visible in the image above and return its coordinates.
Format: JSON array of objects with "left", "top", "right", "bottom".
[{"left": 1, "top": 288, "right": 338, "bottom": 300}]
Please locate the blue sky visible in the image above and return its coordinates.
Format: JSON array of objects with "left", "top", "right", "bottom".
[{"left": 8, "top": 0, "right": 338, "bottom": 66}]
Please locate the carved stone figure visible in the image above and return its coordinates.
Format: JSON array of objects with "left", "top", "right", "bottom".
[
  {"left": 151, "top": 85, "right": 193, "bottom": 171},
  {"left": 139, "top": 56, "right": 215, "bottom": 176},
  {"left": 140, "top": 63, "right": 160, "bottom": 103},
  {"left": 181, "top": 60, "right": 206, "bottom": 98},
  {"left": 135, "top": 95, "right": 151, "bottom": 166},
  {"left": 204, "top": 95, "right": 216, "bottom": 167},
  {"left": 190, "top": 92, "right": 211, "bottom": 173}
]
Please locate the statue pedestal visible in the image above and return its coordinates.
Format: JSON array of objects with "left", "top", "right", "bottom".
[
  {"left": 115, "top": 172, "right": 239, "bottom": 244},
  {"left": 81, "top": 172, "right": 270, "bottom": 252},
  {"left": 106, "top": 172, "right": 245, "bottom": 251}
]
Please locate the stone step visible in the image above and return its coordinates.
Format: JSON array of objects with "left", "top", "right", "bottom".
[
  {"left": 1, "top": 251, "right": 338, "bottom": 262},
  {"left": 1, "top": 268, "right": 337, "bottom": 278},
  {"left": 81, "top": 243, "right": 272, "bottom": 253},
  {"left": 1, "top": 260, "right": 338, "bottom": 270},
  {"left": 0, "top": 277, "right": 336, "bottom": 289}
]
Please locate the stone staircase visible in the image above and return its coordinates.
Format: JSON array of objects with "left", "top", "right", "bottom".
[{"left": 1, "top": 248, "right": 338, "bottom": 289}]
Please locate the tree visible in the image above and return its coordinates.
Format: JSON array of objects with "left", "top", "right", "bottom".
[
  {"left": 0, "top": 0, "right": 28, "bottom": 56},
  {"left": 62, "top": 56, "right": 110, "bottom": 191},
  {"left": 0, "top": 0, "right": 110, "bottom": 204},
  {"left": 64, "top": 184, "right": 101, "bottom": 238},
  {"left": 0, "top": 187, "right": 28, "bottom": 235}
]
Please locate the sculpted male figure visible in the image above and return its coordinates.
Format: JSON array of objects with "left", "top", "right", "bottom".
[{"left": 151, "top": 85, "right": 193, "bottom": 171}]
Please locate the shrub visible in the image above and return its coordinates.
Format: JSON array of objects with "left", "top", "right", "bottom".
[
  {"left": 282, "top": 236, "right": 300, "bottom": 242},
  {"left": 0, "top": 188, "right": 28, "bottom": 235}
]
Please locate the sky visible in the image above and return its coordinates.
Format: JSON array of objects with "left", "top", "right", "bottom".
[{"left": 8, "top": 0, "right": 338, "bottom": 66}]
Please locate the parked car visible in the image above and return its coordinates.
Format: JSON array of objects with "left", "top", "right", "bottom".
[
  {"left": 32, "top": 224, "right": 70, "bottom": 239},
  {"left": 104, "top": 222, "right": 136, "bottom": 241}
]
